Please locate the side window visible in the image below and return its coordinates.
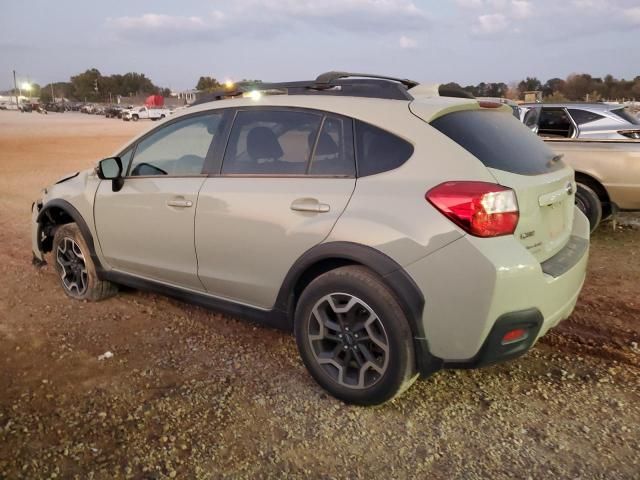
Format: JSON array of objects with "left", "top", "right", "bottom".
[
  {"left": 355, "top": 120, "right": 414, "bottom": 177},
  {"left": 567, "top": 108, "right": 604, "bottom": 125},
  {"left": 523, "top": 107, "right": 540, "bottom": 129},
  {"left": 308, "top": 115, "right": 355, "bottom": 176},
  {"left": 222, "top": 110, "right": 322, "bottom": 175},
  {"left": 538, "top": 108, "right": 574, "bottom": 138},
  {"left": 128, "top": 113, "right": 222, "bottom": 176}
]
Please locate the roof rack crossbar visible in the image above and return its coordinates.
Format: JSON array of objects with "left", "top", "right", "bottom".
[{"left": 314, "top": 71, "right": 419, "bottom": 89}]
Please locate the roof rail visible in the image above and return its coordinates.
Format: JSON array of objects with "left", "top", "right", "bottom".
[
  {"left": 190, "top": 72, "right": 477, "bottom": 106},
  {"left": 314, "top": 71, "right": 419, "bottom": 89}
]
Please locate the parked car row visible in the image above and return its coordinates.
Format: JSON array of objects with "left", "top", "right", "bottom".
[{"left": 517, "top": 102, "right": 640, "bottom": 231}]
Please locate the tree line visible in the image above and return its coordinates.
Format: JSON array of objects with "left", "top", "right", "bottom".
[
  {"left": 12, "top": 68, "right": 171, "bottom": 103},
  {"left": 445, "top": 73, "right": 640, "bottom": 102},
  {"left": 10, "top": 70, "right": 640, "bottom": 103}
]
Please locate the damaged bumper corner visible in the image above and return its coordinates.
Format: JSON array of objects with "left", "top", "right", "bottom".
[{"left": 31, "top": 200, "right": 46, "bottom": 264}]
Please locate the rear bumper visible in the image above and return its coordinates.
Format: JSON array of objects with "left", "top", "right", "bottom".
[
  {"left": 443, "top": 308, "right": 543, "bottom": 369},
  {"left": 405, "top": 206, "right": 590, "bottom": 365}
]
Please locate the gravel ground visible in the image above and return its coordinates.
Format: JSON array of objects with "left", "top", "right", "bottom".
[{"left": 0, "top": 111, "right": 639, "bottom": 479}]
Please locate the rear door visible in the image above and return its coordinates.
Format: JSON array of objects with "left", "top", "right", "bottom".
[
  {"left": 195, "top": 108, "right": 356, "bottom": 308},
  {"left": 429, "top": 108, "right": 576, "bottom": 262}
]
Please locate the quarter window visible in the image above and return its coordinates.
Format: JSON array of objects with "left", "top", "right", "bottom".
[
  {"left": 567, "top": 109, "right": 604, "bottom": 125},
  {"left": 128, "top": 113, "right": 222, "bottom": 176},
  {"left": 309, "top": 115, "right": 355, "bottom": 176},
  {"left": 355, "top": 120, "right": 413, "bottom": 176},
  {"left": 222, "top": 110, "right": 322, "bottom": 175}
]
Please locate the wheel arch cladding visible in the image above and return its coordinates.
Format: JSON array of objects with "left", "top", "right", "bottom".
[
  {"left": 37, "top": 199, "right": 104, "bottom": 271},
  {"left": 275, "top": 241, "right": 438, "bottom": 374}
]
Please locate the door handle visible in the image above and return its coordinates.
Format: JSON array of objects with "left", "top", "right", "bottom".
[
  {"left": 167, "top": 199, "right": 193, "bottom": 208},
  {"left": 290, "top": 198, "right": 330, "bottom": 213}
]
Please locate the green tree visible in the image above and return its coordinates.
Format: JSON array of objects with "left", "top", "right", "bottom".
[
  {"left": 517, "top": 77, "right": 542, "bottom": 99},
  {"left": 542, "top": 78, "right": 565, "bottom": 98},
  {"left": 196, "top": 76, "right": 221, "bottom": 91},
  {"left": 70, "top": 68, "right": 101, "bottom": 101}
]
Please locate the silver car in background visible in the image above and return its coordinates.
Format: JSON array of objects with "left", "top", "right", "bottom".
[{"left": 521, "top": 103, "right": 640, "bottom": 140}]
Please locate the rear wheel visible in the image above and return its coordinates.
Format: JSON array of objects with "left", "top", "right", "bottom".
[
  {"left": 132, "top": 115, "right": 139, "bottom": 122},
  {"left": 295, "top": 266, "right": 417, "bottom": 405},
  {"left": 575, "top": 183, "right": 602, "bottom": 233},
  {"left": 52, "top": 223, "right": 117, "bottom": 301}
]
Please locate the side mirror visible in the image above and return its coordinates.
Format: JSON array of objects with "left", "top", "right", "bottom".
[{"left": 97, "top": 157, "right": 124, "bottom": 192}]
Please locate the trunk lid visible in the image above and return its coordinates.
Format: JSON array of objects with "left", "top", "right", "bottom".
[{"left": 425, "top": 105, "right": 575, "bottom": 262}]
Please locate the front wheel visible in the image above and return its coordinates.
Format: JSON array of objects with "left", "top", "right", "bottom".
[
  {"left": 52, "top": 223, "right": 118, "bottom": 301},
  {"left": 575, "top": 183, "right": 602, "bottom": 233},
  {"left": 295, "top": 266, "right": 417, "bottom": 405},
  {"left": 132, "top": 115, "right": 139, "bottom": 122}
]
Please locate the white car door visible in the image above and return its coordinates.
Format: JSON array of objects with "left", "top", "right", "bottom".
[
  {"left": 94, "top": 112, "right": 225, "bottom": 290},
  {"left": 195, "top": 108, "right": 356, "bottom": 308}
]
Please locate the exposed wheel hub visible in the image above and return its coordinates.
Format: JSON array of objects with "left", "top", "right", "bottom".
[{"left": 307, "top": 293, "right": 390, "bottom": 390}]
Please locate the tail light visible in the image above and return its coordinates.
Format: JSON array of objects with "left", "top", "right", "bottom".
[
  {"left": 618, "top": 130, "right": 640, "bottom": 140},
  {"left": 426, "top": 181, "right": 519, "bottom": 237}
]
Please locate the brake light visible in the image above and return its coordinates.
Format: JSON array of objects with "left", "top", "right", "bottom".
[
  {"left": 426, "top": 181, "right": 519, "bottom": 237},
  {"left": 478, "top": 100, "right": 502, "bottom": 109}
]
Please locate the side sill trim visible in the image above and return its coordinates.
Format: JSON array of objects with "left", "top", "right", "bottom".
[{"left": 102, "top": 270, "right": 290, "bottom": 330}]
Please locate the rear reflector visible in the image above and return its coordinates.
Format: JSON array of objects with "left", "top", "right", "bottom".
[
  {"left": 501, "top": 328, "right": 528, "bottom": 345},
  {"left": 426, "top": 181, "right": 519, "bottom": 237}
]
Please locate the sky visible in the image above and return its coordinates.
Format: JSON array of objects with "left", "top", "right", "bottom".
[{"left": 1, "top": 0, "right": 639, "bottom": 91}]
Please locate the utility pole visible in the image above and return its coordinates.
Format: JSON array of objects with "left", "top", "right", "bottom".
[{"left": 12, "top": 70, "right": 19, "bottom": 108}]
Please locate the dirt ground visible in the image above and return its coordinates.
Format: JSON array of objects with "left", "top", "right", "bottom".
[{"left": 0, "top": 111, "right": 638, "bottom": 479}]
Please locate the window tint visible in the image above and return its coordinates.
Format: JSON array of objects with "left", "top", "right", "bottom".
[
  {"left": 611, "top": 108, "right": 640, "bottom": 125},
  {"left": 128, "top": 113, "right": 222, "bottom": 176},
  {"left": 523, "top": 107, "right": 540, "bottom": 129},
  {"left": 355, "top": 121, "right": 413, "bottom": 176},
  {"left": 567, "top": 108, "right": 604, "bottom": 125},
  {"left": 538, "top": 108, "right": 574, "bottom": 138},
  {"left": 308, "top": 115, "right": 355, "bottom": 176},
  {"left": 431, "top": 110, "right": 563, "bottom": 175},
  {"left": 222, "top": 110, "right": 321, "bottom": 175}
]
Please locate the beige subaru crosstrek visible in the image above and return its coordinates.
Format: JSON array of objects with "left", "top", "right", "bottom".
[{"left": 31, "top": 72, "right": 590, "bottom": 405}]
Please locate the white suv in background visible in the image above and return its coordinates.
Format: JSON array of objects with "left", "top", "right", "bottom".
[{"left": 31, "top": 72, "right": 589, "bottom": 405}]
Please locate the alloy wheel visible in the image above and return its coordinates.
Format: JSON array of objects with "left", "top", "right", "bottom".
[
  {"left": 56, "top": 237, "right": 88, "bottom": 296},
  {"left": 307, "top": 293, "right": 390, "bottom": 389}
]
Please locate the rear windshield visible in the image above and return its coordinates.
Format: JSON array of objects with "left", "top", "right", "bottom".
[
  {"left": 431, "top": 110, "right": 563, "bottom": 175},
  {"left": 611, "top": 108, "right": 640, "bottom": 125}
]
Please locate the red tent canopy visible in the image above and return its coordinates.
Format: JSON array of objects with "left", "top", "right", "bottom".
[{"left": 144, "top": 95, "right": 164, "bottom": 107}]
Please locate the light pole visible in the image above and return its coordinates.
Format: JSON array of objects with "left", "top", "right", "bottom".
[{"left": 13, "top": 70, "right": 19, "bottom": 108}]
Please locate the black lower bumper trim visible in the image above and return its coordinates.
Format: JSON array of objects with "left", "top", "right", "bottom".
[{"left": 443, "top": 308, "right": 543, "bottom": 370}]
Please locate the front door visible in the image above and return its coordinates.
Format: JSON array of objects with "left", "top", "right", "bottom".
[{"left": 94, "top": 112, "right": 224, "bottom": 290}]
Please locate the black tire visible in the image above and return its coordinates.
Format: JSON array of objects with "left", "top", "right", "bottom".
[
  {"left": 575, "top": 183, "right": 602, "bottom": 233},
  {"left": 52, "top": 223, "right": 118, "bottom": 301},
  {"left": 160, "top": 114, "right": 166, "bottom": 119},
  {"left": 132, "top": 115, "right": 139, "bottom": 122},
  {"left": 294, "top": 266, "right": 417, "bottom": 405}
]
